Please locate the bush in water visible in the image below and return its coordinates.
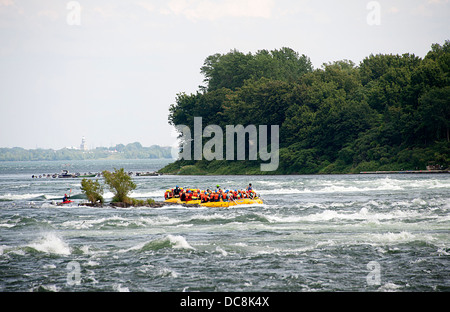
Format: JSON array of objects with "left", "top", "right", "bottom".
[
  {"left": 80, "top": 178, "right": 104, "bottom": 204},
  {"left": 102, "top": 168, "right": 136, "bottom": 203}
]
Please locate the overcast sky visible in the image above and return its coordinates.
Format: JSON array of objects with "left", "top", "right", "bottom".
[{"left": 0, "top": 0, "right": 449, "bottom": 149}]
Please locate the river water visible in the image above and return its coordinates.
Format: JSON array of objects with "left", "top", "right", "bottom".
[{"left": 0, "top": 159, "right": 448, "bottom": 292}]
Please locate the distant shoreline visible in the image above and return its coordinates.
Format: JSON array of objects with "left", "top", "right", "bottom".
[
  {"left": 156, "top": 159, "right": 450, "bottom": 176},
  {"left": 0, "top": 157, "right": 174, "bottom": 162},
  {"left": 0, "top": 143, "right": 173, "bottom": 162}
]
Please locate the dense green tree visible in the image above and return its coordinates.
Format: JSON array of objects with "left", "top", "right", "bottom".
[
  {"left": 200, "top": 47, "right": 313, "bottom": 92},
  {"left": 102, "top": 168, "right": 136, "bottom": 203},
  {"left": 163, "top": 42, "right": 450, "bottom": 175},
  {"left": 80, "top": 179, "right": 104, "bottom": 204},
  {"left": 224, "top": 78, "right": 293, "bottom": 127},
  {"left": 200, "top": 50, "right": 254, "bottom": 92},
  {"left": 417, "top": 86, "right": 450, "bottom": 143}
]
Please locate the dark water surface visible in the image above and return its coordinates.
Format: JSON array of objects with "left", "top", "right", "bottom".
[{"left": 0, "top": 160, "right": 448, "bottom": 292}]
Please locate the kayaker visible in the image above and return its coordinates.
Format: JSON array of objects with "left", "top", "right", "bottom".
[
  {"left": 165, "top": 189, "right": 173, "bottom": 199},
  {"left": 173, "top": 186, "right": 181, "bottom": 197},
  {"left": 193, "top": 189, "right": 199, "bottom": 200},
  {"left": 63, "top": 193, "right": 69, "bottom": 202},
  {"left": 214, "top": 191, "right": 220, "bottom": 202},
  {"left": 200, "top": 192, "right": 207, "bottom": 203},
  {"left": 180, "top": 191, "right": 186, "bottom": 202},
  {"left": 186, "top": 190, "right": 193, "bottom": 202}
]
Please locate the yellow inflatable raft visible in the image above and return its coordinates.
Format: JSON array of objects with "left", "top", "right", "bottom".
[
  {"left": 164, "top": 197, "right": 263, "bottom": 207},
  {"left": 164, "top": 198, "right": 181, "bottom": 204}
]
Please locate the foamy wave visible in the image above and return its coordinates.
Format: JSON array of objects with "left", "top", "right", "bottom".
[
  {"left": 130, "top": 191, "right": 162, "bottom": 198},
  {"left": 62, "top": 216, "right": 137, "bottom": 229},
  {"left": 266, "top": 208, "right": 421, "bottom": 223},
  {"left": 258, "top": 182, "right": 404, "bottom": 195},
  {"left": 157, "top": 267, "right": 179, "bottom": 278},
  {"left": 319, "top": 184, "right": 403, "bottom": 193},
  {"left": 30, "top": 284, "right": 60, "bottom": 292},
  {"left": 0, "top": 222, "right": 15, "bottom": 228},
  {"left": 379, "top": 282, "right": 403, "bottom": 292},
  {"left": 0, "top": 245, "right": 7, "bottom": 256},
  {"left": 61, "top": 215, "right": 179, "bottom": 229},
  {"left": 102, "top": 192, "right": 115, "bottom": 199},
  {"left": 368, "top": 231, "right": 434, "bottom": 244},
  {"left": 101, "top": 191, "right": 162, "bottom": 199},
  {"left": 167, "top": 235, "right": 194, "bottom": 249},
  {"left": 215, "top": 246, "right": 228, "bottom": 257},
  {"left": 411, "top": 198, "right": 427, "bottom": 206},
  {"left": 127, "top": 235, "right": 195, "bottom": 253},
  {"left": 113, "top": 284, "right": 130, "bottom": 292},
  {"left": 257, "top": 180, "right": 294, "bottom": 187},
  {"left": 0, "top": 193, "right": 47, "bottom": 200},
  {"left": 27, "top": 233, "right": 71, "bottom": 255},
  {"left": 259, "top": 188, "right": 307, "bottom": 195}
]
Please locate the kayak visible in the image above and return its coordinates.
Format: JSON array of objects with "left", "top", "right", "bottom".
[
  {"left": 165, "top": 197, "right": 263, "bottom": 207},
  {"left": 57, "top": 200, "right": 73, "bottom": 206}
]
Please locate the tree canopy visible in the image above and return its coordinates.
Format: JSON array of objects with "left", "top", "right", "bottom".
[{"left": 163, "top": 42, "right": 450, "bottom": 174}]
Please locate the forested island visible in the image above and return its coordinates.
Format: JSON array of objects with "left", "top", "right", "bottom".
[
  {"left": 160, "top": 42, "right": 449, "bottom": 175},
  {"left": 0, "top": 142, "right": 172, "bottom": 161}
]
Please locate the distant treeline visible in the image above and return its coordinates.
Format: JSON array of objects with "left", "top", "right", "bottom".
[
  {"left": 0, "top": 142, "right": 173, "bottom": 161},
  {"left": 161, "top": 43, "right": 450, "bottom": 175}
]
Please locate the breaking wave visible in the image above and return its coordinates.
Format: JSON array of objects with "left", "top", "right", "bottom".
[
  {"left": 126, "top": 235, "right": 195, "bottom": 253},
  {"left": 26, "top": 233, "right": 71, "bottom": 255}
]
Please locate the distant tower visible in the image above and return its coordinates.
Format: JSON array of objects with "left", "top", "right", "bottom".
[{"left": 80, "top": 136, "right": 87, "bottom": 151}]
